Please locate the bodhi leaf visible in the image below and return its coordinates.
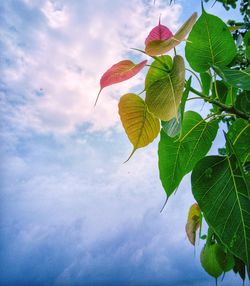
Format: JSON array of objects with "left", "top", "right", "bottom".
[
  {"left": 213, "top": 65, "right": 250, "bottom": 91},
  {"left": 161, "top": 109, "right": 181, "bottom": 138},
  {"left": 158, "top": 111, "right": 219, "bottom": 197},
  {"left": 191, "top": 136, "right": 250, "bottom": 273},
  {"left": 228, "top": 119, "right": 250, "bottom": 163},
  {"left": 118, "top": 93, "right": 160, "bottom": 161},
  {"left": 145, "top": 13, "right": 197, "bottom": 56},
  {"left": 145, "top": 55, "right": 185, "bottom": 121},
  {"left": 235, "top": 91, "right": 250, "bottom": 116},
  {"left": 161, "top": 76, "right": 191, "bottom": 138},
  {"left": 185, "top": 8, "right": 237, "bottom": 73},
  {"left": 145, "top": 18, "right": 173, "bottom": 45},
  {"left": 244, "top": 29, "right": 250, "bottom": 61},
  {"left": 200, "top": 72, "right": 212, "bottom": 96},
  {"left": 186, "top": 203, "right": 201, "bottom": 245},
  {"left": 95, "top": 60, "right": 147, "bottom": 105},
  {"left": 211, "top": 80, "right": 228, "bottom": 112}
]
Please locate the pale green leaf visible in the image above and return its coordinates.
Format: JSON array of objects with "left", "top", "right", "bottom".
[{"left": 145, "top": 55, "right": 185, "bottom": 121}]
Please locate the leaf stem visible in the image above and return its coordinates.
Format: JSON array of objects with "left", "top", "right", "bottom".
[
  {"left": 213, "top": 72, "right": 219, "bottom": 100},
  {"left": 189, "top": 86, "right": 250, "bottom": 121},
  {"left": 185, "top": 68, "right": 202, "bottom": 90}
]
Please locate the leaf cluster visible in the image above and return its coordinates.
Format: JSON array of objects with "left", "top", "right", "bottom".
[{"left": 96, "top": 1, "right": 250, "bottom": 283}]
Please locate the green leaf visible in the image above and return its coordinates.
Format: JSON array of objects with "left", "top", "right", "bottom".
[
  {"left": 228, "top": 119, "right": 250, "bottom": 163},
  {"left": 200, "top": 72, "right": 212, "bottom": 96},
  {"left": 211, "top": 80, "right": 228, "bottom": 112},
  {"left": 235, "top": 91, "right": 250, "bottom": 116},
  {"left": 213, "top": 65, "right": 250, "bottom": 91},
  {"left": 191, "top": 136, "right": 250, "bottom": 272},
  {"left": 158, "top": 111, "right": 219, "bottom": 197},
  {"left": 145, "top": 55, "right": 185, "bottom": 121},
  {"left": 185, "top": 9, "right": 237, "bottom": 72},
  {"left": 212, "top": 80, "right": 228, "bottom": 103},
  {"left": 161, "top": 76, "right": 192, "bottom": 138},
  {"left": 161, "top": 109, "right": 181, "bottom": 138},
  {"left": 225, "top": 86, "right": 237, "bottom": 106},
  {"left": 145, "top": 55, "right": 173, "bottom": 89},
  {"left": 118, "top": 93, "right": 160, "bottom": 161},
  {"left": 180, "top": 76, "right": 192, "bottom": 119}
]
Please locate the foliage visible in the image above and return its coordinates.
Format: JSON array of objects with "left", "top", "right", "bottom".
[{"left": 96, "top": 0, "right": 250, "bottom": 283}]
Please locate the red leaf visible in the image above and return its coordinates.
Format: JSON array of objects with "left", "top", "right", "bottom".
[
  {"left": 95, "top": 59, "right": 147, "bottom": 106},
  {"left": 145, "top": 19, "right": 173, "bottom": 45}
]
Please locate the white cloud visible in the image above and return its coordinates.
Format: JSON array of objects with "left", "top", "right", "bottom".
[{"left": 1, "top": 0, "right": 182, "bottom": 134}]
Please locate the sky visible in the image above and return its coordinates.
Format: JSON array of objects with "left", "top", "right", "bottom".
[{"left": 0, "top": 0, "right": 244, "bottom": 285}]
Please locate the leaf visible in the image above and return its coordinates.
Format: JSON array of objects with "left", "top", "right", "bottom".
[
  {"left": 185, "top": 9, "right": 237, "bottom": 73},
  {"left": 186, "top": 203, "right": 201, "bottom": 245},
  {"left": 145, "top": 13, "right": 197, "bottom": 56},
  {"left": 213, "top": 65, "right": 250, "bottom": 91},
  {"left": 191, "top": 136, "right": 250, "bottom": 272},
  {"left": 244, "top": 29, "right": 250, "bottom": 61},
  {"left": 145, "top": 55, "right": 185, "bottom": 121},
  {"left": 212, "top": 80, "right": 228, "bottom": 102},
  {"left": 145, "top": 19, "right": 173, "bottom": 45},
  {"left": 158, "top": 111, "right": 219, "bottom": 197},
  {"left": 235, "top": 91, "right": 250, "bottom": 116},
  {"left": 200, "top": 72, "right": 212, "bottom": 96},
  {"left": 118, "top": 93, "right": 160, "bottom": 161},
  {"left": 161, "top": 76, "right": 191, "bottom": 138},
  {"left": 95, "top": 60, "right": 147, "bottom": 105},
  {"left": 225, "top": 86, "right": 237, "bottom": 106},
  {"left": 233, "top": 257, "right": 246, "bottom": 281},
  {"left": 228, "top": 119, "right": 250, "bottom": 163},
  {"left": 187, "top": 203, "right": 201, "bottom": 221},
  {"left": 180, "top": 76, "right": 192, "bottom": 119},
  {"left": 161, "top": 108, "right": 181, "bottom": 138}
]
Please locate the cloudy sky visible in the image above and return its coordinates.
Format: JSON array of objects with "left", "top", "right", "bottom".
[{"left": 0, "top": 0, "right": 243, "bottom": 285}]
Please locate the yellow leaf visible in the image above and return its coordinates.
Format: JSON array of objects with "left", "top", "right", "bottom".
[
  {"left": 186, "top": 203, "right": 201, "bottom": 245},
  {"left": 118, "top": 93, "right": 160, "bottom": 161}
]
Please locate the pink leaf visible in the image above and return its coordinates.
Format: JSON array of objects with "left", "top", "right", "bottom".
[
  {"left": 95, "top": 59, "right": 147, "bottom": 106},
  {"left": 145, "top": 18, "right": 173, "bottom": 45}
]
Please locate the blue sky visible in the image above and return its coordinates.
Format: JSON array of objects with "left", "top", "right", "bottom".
[{"left": 0, "top": 0, "right": 244, "bottom": 285}]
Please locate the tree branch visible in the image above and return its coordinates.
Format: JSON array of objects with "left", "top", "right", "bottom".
[{"left": 189, "top": 86, "right": 250, "bottom": 121}]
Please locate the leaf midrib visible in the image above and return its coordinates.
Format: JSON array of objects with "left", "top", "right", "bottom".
[{"left": 226, "top": 154, "right": 249, "bottom": 268}]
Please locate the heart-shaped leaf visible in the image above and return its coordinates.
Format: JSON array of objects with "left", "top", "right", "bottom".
[
  {"left": 145, "top": 19, "right": 173, "bottom": 45},
  {"left": 213, "top": 65, "right": 250, "bottom": 91},
  {"left": 118, "top": 93, "right": 160, "bottom": 161},
  {"left": 145, "top": 13, "right": 197, "bottom": 56},
  {"left": 228, "top": 119, "right": 250, "bottom": 163},
  {"left": 161, "top": 76, "right": 191, "bottom": 138},
  {"left": 185, "top": 9, "right": 237, "bottom": 72},
  {"left": 191, "top": 136, "right": 250, "bottom": 273},
  {"left": 158, "top": 111, "right": 219, "bottom": 197},
  {"left": 95, "top": 60, "right": 147, "bottom": 105},
  {"left": 145, "top": 55, "right": 185, "bottom": 121}
]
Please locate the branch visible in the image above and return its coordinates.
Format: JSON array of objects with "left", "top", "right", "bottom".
[{"left": 189, "top": 86, "right": 250, "bottom": 121}]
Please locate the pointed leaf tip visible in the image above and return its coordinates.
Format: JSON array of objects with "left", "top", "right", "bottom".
[
  {"left": 145, "top": 21, "right": 173, "bottom": 45},
  {"left": 145, "top": 12, "right": 197, "bottom": 56},
  {"left": 95, "top": 59, "right": 147, "bottom": 105}
]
